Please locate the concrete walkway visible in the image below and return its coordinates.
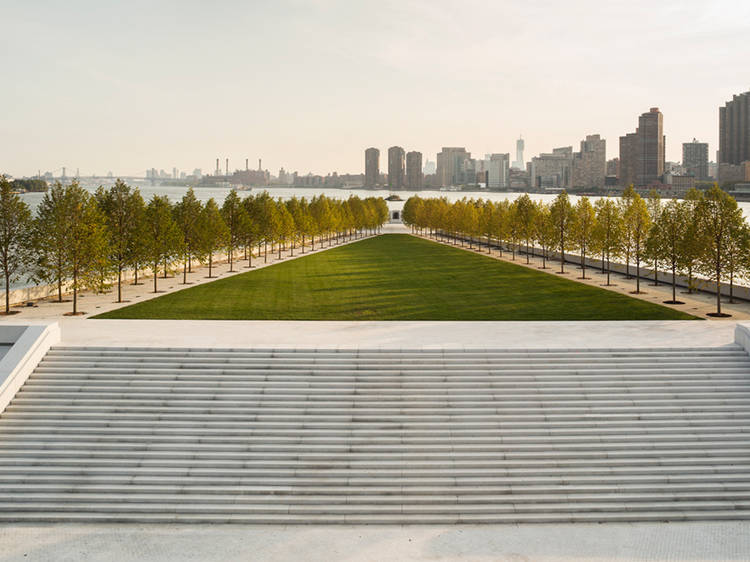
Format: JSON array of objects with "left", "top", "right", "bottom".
[{"left": 1, "top": 521, "right": 749, "bottom": 561}]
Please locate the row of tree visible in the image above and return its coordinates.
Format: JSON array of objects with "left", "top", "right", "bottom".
[
  {"left": 402, "top": 185, "right": 745, "bottom": 316},
  {"left": 0, "top": 178, "right": 389, "bottom": 314}
]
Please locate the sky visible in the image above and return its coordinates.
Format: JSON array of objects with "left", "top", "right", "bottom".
[{"left": 2, "top": 0, "right": 749, "bottom": 178}]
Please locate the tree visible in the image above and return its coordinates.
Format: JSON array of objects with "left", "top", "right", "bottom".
[
  {"left": 679, "top": 188, "right": 705, "bottom": 294},
  {"left": 623, "top": 192, "right": 651, "bottom": 293},
  {"left": 514, "top": 194, "right": 536, "bottom": 263},
  {"left": 593, "top": 198, "right": 622, "bottom": 286},
  {"left": 31, "top": 182, "right": 69, "bottom": 302},
  {"left": 646, "top": 190, "right": 662, "bottom": 286},
  {"left": 96, "top": 180, "right": 144, "bottom": 302},
  {"left": 173, "top": 188, "right": 203, "bottom": 284},
  {"left": 276, "top": 200, "right": 295, "bottom": 259},
  {"left": 533, "top": 201, "right": 557, "bottom": 269},
  {"left": 698, "top": 184, "right": 743, "bottom": 316},
  {"left": 221, "top": 189, "right": 250, "bottom": 272},
  {"left": 197, "top": 198, "right": 228, "bottom": 278},
  {"left": 650, "top": 200, "right": 687, "bottom": 304},
  {"left": 619, "top": 185, "right": 637, "bottom": 278},
  {"left": 143, "top": 195, "right": 182, "bottom": 293},
  {"left": 0, "top": 177, "right": 32, "bottom": 314},
  {"left": 724, "top": 220, "right": 749, "bottom": 304},
  {"left": 549, "top": 191, "right": 573, "bottom": 273},
  {"left": 571, "top": 196, "right": 596, "bottom": 279},
  {"left": 63, "top": 183, "right": 109, "bottom": 314}
]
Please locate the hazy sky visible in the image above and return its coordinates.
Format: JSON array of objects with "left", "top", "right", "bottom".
[{"left": 2, "top": 0, "right": 749, "bottom": 177}]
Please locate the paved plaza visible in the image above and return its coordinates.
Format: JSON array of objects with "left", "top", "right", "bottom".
[{"left": 1, "top": 521, "right": 749, "bottom": 561}]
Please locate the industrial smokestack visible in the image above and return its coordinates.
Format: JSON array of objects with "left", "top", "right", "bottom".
[
  {"left": 258, "top": 158, "right": 262, "bottom": 171},
  {"left": 216, "top": 158, "right": 220, "bottom": 176},
  {"left": 225, "top": 158, "right": 229, "bottom": 176},
  {"left": 245, "top": 158, "right": 248, "bottom": 171}
]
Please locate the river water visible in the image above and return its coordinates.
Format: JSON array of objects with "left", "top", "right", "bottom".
[{"left": 20, "top": 181, "right": 750, "bottom": 217}]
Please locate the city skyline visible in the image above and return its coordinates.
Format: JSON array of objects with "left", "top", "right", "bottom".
[{"left": 2, "top": 1, "right": 749, "bottom": 177}]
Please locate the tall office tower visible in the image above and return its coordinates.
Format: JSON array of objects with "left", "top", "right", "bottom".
[
  {"left": 619, "top": 107, "right": 665, "bottom": 187},
  {"left": 718, "top": 90, "right": 750, "bottom": 183},
  {"left": 364, "top": 147, "right": 379, "bottom": 188},
  {"left": 388, "top": 146, "right": 405, "bottom": 189},
  {"left": 682, "top": 139, "right": 709, "bottom": 180},
  {"left": 486, "top": 153, "right": 510, "bottom": 189},
  {"left": 530, "top": 147, "right": 574, "bottom": 189},
  {"left": 512, "top": 137, "right": 525, "bottom": 169},
  {"left": 572, "top": 134, "right": 606, "bottom": 188},
  {"left": 436, "top": 147, "right": 471, "bottom": 187},
  {"left": 406, "top": 151, "right": 423, "bottom": 189}
]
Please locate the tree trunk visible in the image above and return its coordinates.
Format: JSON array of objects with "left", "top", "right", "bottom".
[
  {"left": 208, "top": 254, "right": 213, "bottom": 278},
  {"left": 73, "top": 270, "right": 77, "bottom": 315},
  {"left": 183, "top": 260, "right": 187, "bottom": 284},
  {"left": 229, "top": 247, "right": 234, "bottom": 272},
  {"left": 264, "top": 242, "right": 268, "bottom": 263},
  {"left": 302, "top": 234, "right": 306, "bottom": 254},
  {"left": 636, "top": 255, "right": 641, "bottom": 293},
  {"left": 672, "top": 263, "right": 676, "bottom": 303},
  {"left": 117, "top": 266, "right": 122, "bottom": 302},
  {"left": 559, "top": 234, "right": 565, "bottom": 274},
  {"left": 153, "top": 264, "right": 158, "bottom": 293},
  {"left": 581, "top": 249, "right": 586, "bottom": 279},
  {"left": 716, "top": 263, "right": 721, "bottom": 315},
  {"left": 4, "top": 271, "right": 9, "bottom": 314},
  {"left": 653, "top": 259, "right": 658, "bottom": 286}
]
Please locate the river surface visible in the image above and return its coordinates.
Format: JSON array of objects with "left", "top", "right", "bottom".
[{"left": 20, "top": 182, "right": 750, "bottom": 218}]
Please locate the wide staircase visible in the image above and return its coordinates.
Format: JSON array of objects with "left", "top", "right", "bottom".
[{"left": 1, "top": 346, "right": 750, "bottom": 523}]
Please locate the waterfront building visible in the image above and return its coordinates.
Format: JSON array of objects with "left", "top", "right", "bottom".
[
  {"left": 486, "top": 153, "right": 510, "bottom": 189},
  {"left": 683, "top": 139, "right": 709, "bottom": 180},
  {"left": 619, "top": 107, "right": 665, "bottom": 187},
  {"left": 422, "top": 159, "right": 436, "bottom": 175},
  {"left": 572, "top": 134, "right": 606, "bottom": 188},
  {"left": 364, "top": 147, "right": 379, "bottom": 188},
  {"left": 388, "top": 146, "right": 405, "bottom": 189},
  {"left": 405, "top": 151, "right": 423, "bottom": 189},
  {"left": 436, "top": 147, "right": 472, "bottom": 187},
  {"left": 718, "top": 90, "right": 750, "bottom": 184},
  {"left": 530, "top": 147, "right": 573, "bottom": 189}
]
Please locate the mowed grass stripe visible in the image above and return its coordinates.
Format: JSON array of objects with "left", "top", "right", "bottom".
[{"left": 94, "top": 234, "right": 697, "bottom": 321}]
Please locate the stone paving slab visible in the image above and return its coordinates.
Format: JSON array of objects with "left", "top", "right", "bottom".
[{"left": 1, "top": 522, "right": 748, "bottom": 561}]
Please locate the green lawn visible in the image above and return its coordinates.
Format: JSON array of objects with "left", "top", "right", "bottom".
[{"left": 94, "top": 234, "right": 697, "bottom": 321}]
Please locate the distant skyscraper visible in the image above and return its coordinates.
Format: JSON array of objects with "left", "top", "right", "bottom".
[
  {"left": 406, "top": 151, "right": 423, "bottom": 189},
  {"left": 619, "top": 107, "right": 665, "bottom": 187},
  {"left": 718, "top": 90, "right": 750, "bottom": 183},
  {"left": 530, "top": 147, "right": 573, "bottom": 189},
  {"left": 364, "top": 147, "right": 379, "bottom": 188},
  {"left": 388, "top": 146, "right": 405, "bottom": 189},
  {"left": 486, "top": 154, "right": 510, "bottom": 189},
  {"left": 436, "top": 147, "right": 471, "bottom": 187},
  {"left": 512, "top": 137, "right": 525, "bottom": 169},
  {"left": 572, "top": 134, "right": 606, "bottom": 188},
  {"left": 682, "top": 139, "right": 709, "bottom": 180},
  {"left": 422, "top": 159, "right": 436, "bottom": 175}
]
